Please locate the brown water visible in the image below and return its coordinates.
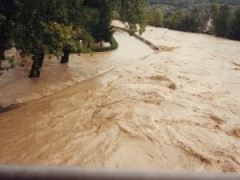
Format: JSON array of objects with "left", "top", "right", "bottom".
[{"left": 0, "top": 24, "right": 240, "bottom": 172}]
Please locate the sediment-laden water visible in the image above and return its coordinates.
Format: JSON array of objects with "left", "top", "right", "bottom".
[{"left": 0, "top": 23, "right": 240, "bottom": 172}]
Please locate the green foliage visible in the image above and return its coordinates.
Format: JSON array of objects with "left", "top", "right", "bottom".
[
  {"left": 0, "top": 0, "right": 148, "bottom": 76},
  {"left": 14, "top": 0, "right": 75, "bottom": 56},
  {"left": 112, "top": 10, "right": 120, "bottom": 20},
  {"left": 63, "top": 40, "right": 78, "bottom": 53},
  {"left": 91, "top": 37, "right": 118, "bottom": 52},
  {"left": 68, "top": 36, "right": 118, "bottom": 54},
  {"left": 147, "top": 0, "right": 239, "bottom": 40},
  {"left": 211, "top": 3, "right": 231, "bottom": 37},
  {"left": 147, "top": 8, "right": 164, "bottom": 27},
  {"left": 147, "top": 1, "right": 207, "bottom": 32},
  {"left": 210, "top": 3, "right": 240, "bottom": 40},
  {"left": 228, "top": 8, "right": 240, "bottom": 40},
  {"left": 210, "top": 3, "right": 220, "bottom": 19},
  {"left": 1, "top": 0, "right": 148, "bottom": 57},
  {"left": 170, "top": 10, "right": 185, "bottom": 30},
  {"left": 148, "top": 0, "right": 240, "bottom": 8},
  {"left": 113, "top": 0, "right": 148, "bottom": 35},
  {"left": 181, "top": 11, "right": 207, "bottom": 32},
  {"left": 0, "top": 0, "right": 19, "bottom": 60},
  {"left": 44, "top": 22, "right": 74, "bottom": 56},
  {"left": 83, "top": 0, "right": 113, "bottom": 43}
]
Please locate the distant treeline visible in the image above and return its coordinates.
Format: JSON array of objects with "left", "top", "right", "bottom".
[
  {"left": 148, "top": 0, "right": 240, "bottom": 8},
  {"left": 147, "top": 1, "right": 240, "bottom": 40}
]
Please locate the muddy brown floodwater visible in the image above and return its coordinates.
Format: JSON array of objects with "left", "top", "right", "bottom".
[{"left": 0, "top": 21, "right": 240, "bottom": 172}]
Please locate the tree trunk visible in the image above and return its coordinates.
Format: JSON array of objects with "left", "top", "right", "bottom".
[
  {"left": 29, "top": 53, "right": 45, "bottom": 78},
  {"left": 60, "top": 50, "right": 70, "bottom": 64}
]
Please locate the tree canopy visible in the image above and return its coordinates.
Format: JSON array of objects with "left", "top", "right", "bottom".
[
  {"left": 228, "top": 8, "right": 240, "bottom": 40},
  {"left": 0, "top": 0, "right": 148, "bottom": 77}
]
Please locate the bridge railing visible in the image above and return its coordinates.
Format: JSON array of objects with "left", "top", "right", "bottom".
[{"left": 0, "top": 165, "right": 239, "bottom": 180}]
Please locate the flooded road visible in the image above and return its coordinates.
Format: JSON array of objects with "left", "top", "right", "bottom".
[{"left": 0, "top": 24, "right": 240, "bottom": 172}]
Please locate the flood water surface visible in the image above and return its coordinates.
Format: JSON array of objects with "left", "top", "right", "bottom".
[{"left": 0, "top": 25, "right": 240, "bottom": 172}]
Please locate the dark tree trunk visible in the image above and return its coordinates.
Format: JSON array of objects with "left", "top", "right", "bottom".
[
  {"left": 60, "top": 50, "right": 70, "bottom": 64},
  {"left": 29, "top": 53, "right": 45, "bottom": 78}
]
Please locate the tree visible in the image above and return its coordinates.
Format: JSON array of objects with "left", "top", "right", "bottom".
[
  {"left": 163, "top": 11, "right": 174, "bottom": 28},
  {"left": 210, "top": 3, "right": 220, "bottom": 20},
  {"left": 228, "top": 8, "right": 240, "bottom": 40},
  {"left": 211, "top": 3, "right": 231, "bottom": 37},
  {"left": 147, "top": 9, "right": 154, "bottom": 26},
  {"left": 60, "top": 0, "right": 83, "bottom": 63},
  {"left": 149, "top": 8, "right": 164, "bottom": 27},
  {"left": 82, "top": 0, "right": 113, "bottom": 47},
  {"left": 15, "top": 0, "right": 74, "bottom": 77},
  {"left": 113, "top": 0, "right": 148, "bottom": 35},
  {"left": 180, "top": 10, "right": 206, "bottom": 32},
  {"left": 170, "top": 10, "right": 184, "bottom": 30},
  {"left": 1, "top": 0, "right": 148, "bottom": 77},
  {"left": 0, "top": 0, "right": 20, "bottom": 60}
]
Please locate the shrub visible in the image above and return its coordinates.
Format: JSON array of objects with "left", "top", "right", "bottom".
[
  {"left": 70, "top": 36, "right": 118, "bottom": 54},
  {"left": 91, "top": 36, "right": 118, "bottom": 52}
]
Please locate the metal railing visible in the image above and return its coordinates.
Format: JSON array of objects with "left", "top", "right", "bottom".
[{"left": 0, "top": 165, "right": 240, "bottom": 180}]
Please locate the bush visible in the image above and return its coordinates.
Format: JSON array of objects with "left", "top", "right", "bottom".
[
  {"left": 70, "top": 36, "right": 118, "bottom": 54},
  {"left": 91, "top": 36, "right": 118, "bottom": 52}
]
